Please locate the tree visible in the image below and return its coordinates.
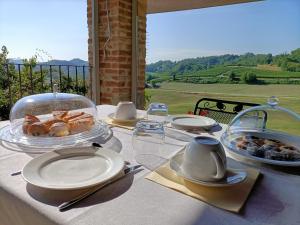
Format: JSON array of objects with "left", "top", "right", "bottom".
[
  {"left": 226, "top": 71, "right": 236, "bottom": 82},
  {"left": 241, "top": 72, "right": 257, "bottom": 84}
]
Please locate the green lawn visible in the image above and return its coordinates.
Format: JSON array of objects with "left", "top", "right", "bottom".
[{"left": 146, "top": 82, "right": 300, "bottom": 135}]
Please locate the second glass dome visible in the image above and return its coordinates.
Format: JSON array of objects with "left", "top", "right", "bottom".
[{"left": 221, "top": 97, "right": 300, "bottom": 166}]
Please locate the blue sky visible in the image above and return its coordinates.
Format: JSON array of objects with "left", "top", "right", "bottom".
[
  {"left": 147, "top": 0, "right": 300, "bottom": 63},
  {"left": 0, "top": 0, "right": 299, "bottom": 63},
  {"left": 0, "top": 0, "right": 88, "bottom": 61}
]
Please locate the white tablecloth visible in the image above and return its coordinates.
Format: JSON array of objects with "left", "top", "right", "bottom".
[{"left": 0, "top": 105, "right": 300, "bottom": 225}]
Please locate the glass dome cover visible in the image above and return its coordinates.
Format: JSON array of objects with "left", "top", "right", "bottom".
[
  {"left": 221, "top": 96, "right": 300, "bottom": 166},
  {"left": 0, "top": 88, "right": 112, "bottom": 152}
]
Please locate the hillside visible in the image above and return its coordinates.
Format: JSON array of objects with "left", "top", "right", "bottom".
[
  {"left": 8, "top": 58, "right": 89, "bottom": 78},
  {"left": 9, "top": 58, "right": 88, "bottom": 66},
  {"left": 146, "top": 48, "right": 300, "bottom": 85},
  {"left": 146, "top": 48, "right": 300, "bottom": 75}
]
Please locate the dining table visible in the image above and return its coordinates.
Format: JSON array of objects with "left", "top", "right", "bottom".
[{"left": 0, "top": 104, "right": 300, "bottom": 225}]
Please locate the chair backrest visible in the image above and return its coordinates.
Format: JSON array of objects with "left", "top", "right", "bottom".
[{"left": 194, "top": 98, "right": 264, "bottom": 124}]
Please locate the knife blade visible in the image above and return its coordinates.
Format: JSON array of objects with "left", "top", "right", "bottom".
[{"left": 58, "top": 164, "right": 142, "bottom": 211}]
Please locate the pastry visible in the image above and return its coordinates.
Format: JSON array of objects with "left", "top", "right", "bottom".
[
  {"left": 23, "top": 111, "right": 94, "bottom": 137},
  {"left": 236, "top": 140, "right": 249, "bottom": 150},
  {"left": 49, "top": 122, "right": 69, "bottom": 137},
  {"left": 264, "top": 139, "right": 281, "bottom": 146},
  {"left": 68, "top": 113, "right": 93, "bottom": 122},
  {"left": 62, "top": 112, "right": 84, "bottom": 122},
  {"left": 27, "top": 122, "right": 49, "bottom": 136},
  {"left": 43, "top": 118, "right": 64, "bottom": 128},
  {"left": 22, "top": 114, "right": 40, "bottom": 134},
  {"left": 68, "top": 118, "right": 94, "bottom": 134},
  {"left": 52, "top": 111, "right": 68, "bottom": 120},
  {"left": 235, "top": 135, "right": 300, "bottom": 161},
  {"left": 279, "top": 145, "right": 297, "bottom": 153}
]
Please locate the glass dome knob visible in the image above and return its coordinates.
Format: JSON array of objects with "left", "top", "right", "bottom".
[
  {"left": 267, "top": 96, "right": 279, "bottom": 107},
  {"left": 53, "top": 84, "right": 59, "bottom": 97}
]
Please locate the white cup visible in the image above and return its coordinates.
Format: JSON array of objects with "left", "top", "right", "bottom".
[
  {"left": 182, "top": 136, "right": 226, "bottom": 182},
  {"left": 115, "top": 101, "right": 137, "bottom": 120}
]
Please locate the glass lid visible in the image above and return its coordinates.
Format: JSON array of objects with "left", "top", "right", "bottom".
[
  {"left": 221, "top": 96, "right": 300, "bottom": 166},
  {"left": 0, "top": 86, "right": 112, "bottom": 152}
]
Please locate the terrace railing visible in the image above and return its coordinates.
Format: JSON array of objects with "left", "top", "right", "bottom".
[{"left": 0, "top": 63, "right": 92, "bottom": 120}]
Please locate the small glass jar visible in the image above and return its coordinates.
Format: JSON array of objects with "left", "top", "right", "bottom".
[{"left": 132, "top": 120, "right": 165, "bottom": 167}]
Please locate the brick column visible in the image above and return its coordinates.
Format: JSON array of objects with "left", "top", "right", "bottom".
[{"left": 87, "top": 0, "right": 146, "bottom": 109}]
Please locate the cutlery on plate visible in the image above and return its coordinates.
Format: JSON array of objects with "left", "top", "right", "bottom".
[{"left": 58, "top": 164, "right": 142, "bottom": 211}]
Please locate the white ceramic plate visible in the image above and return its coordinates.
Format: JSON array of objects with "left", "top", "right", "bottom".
[
  {"left": 170, "top": 153, "right": 247, "bottom": 187},
  {"left": 0, "top": 120, "right": 113, "bottom": 153},
  {"left": 108, "top": 113, "right": 144, "bottom": 124},
  {"left": 221, "top": 130, "right": 300, "bottom": 167},
  {"left": 169, "top": 115, "right": 217, "bottom": 130},
  {"left": 22, "top": 146, "right": 124, "bottom": 190}
]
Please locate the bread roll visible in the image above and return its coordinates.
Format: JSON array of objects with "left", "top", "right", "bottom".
[
  {"left": 68, "top": 118, "right": 94, "bottom": 134},
  {"left": 27, "top": 122, "right": 49, "bottom": 136},
  {"left": 49, "top": 122, "right": 69, "bottom": 137}
]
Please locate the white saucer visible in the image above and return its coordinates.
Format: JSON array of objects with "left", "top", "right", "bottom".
[
  {"left": 170, "top": 153, "right": 247, "bottom": 187},
  {"left": 108, "top": 113, "right": 144, "bottom": 124},
  {"left": 169, "top": 115, "right": 217, "bottom": 130},
  {"left": 22, "top": 146, "right": 124, "bottom": 190}
]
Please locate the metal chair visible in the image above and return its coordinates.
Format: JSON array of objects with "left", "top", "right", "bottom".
[{"left": 193, "top": 98, "right": 267, "bottom": 125}]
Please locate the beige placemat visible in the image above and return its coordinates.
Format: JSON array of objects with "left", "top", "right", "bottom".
[
  {"left": 146, "top": 163, "right": 260, "bottom": 213},
  {"left": 105, "top": 118, "right": 135, "bottom": 130}
]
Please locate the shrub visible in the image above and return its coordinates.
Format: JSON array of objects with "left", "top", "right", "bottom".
[{"left": 241, "top": 72, "right": 258, "bottom": 84}]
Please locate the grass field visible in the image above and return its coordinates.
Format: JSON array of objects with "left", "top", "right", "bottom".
[{"left": 146, "top": 82, "right": 300, "bottom": 134}]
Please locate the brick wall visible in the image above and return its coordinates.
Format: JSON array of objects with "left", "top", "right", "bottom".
[{"left": 87, "top": 0, "right": 146, "bottom": 109}]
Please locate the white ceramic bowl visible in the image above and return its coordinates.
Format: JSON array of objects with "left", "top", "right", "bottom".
[{"left": 115, "top": 102, "right": 137, "bottom": 120}]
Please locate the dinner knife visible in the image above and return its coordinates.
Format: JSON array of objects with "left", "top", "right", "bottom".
[{"left": 58, "top": 164, "right": 142, "bottom": 211}]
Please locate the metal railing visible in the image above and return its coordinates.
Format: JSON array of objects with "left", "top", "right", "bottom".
[{"left": 0, "top": 63, "right": 92, "bottom": 120}]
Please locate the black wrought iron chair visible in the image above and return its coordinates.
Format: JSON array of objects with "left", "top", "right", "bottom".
[{"left": 194, "top": 98, "right": 267, "bottom": 125}]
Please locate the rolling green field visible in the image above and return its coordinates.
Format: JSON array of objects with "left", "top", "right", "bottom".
[
  {"left": 151, "top": 66, "right": 300, "bottom": 78},
  {"left": 146, "top": 82, "right": 300, "bottom": 134},
  {"left": 147, "top": 65, "right": 300, "bottom": 83}
]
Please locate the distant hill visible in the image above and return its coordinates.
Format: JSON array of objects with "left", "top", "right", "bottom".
[
  {"left": 8, "top": 58, "right": 89, "bottom": 78},
  {"left": 146, "top": 48, "right": 300, "bottom": 75},
  {"left": 9, "top": 58, "right": 88, "bottom": 66}
]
